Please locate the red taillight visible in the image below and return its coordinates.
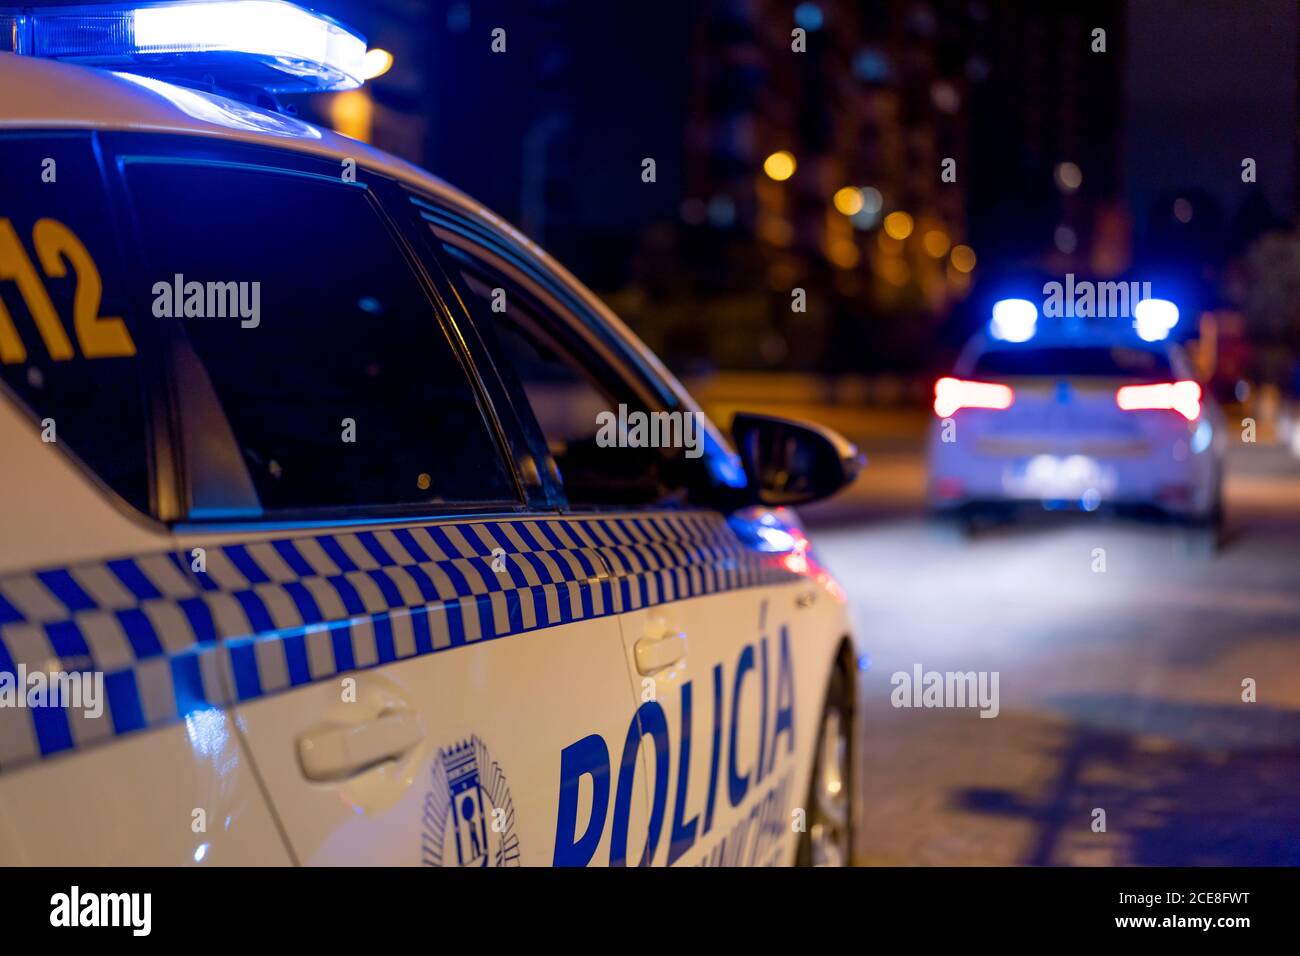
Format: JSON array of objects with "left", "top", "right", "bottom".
[
  {"left": 1115, "top": 380, "right": 1202, "bottom": 421},
  {"left": 934, "top": 377, "right": 1015, "bottom": 418}
]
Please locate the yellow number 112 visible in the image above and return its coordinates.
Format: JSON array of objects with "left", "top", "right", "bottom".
[{"left": 0, "top": 216, "right": 135, "bottom": 364}]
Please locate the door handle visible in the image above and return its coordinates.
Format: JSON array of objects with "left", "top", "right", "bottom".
[
  {"left": 635, "top": 628, "right": 687, "bottom": 676},
  {"left": 297, "top": 711, "right": 424, "bottom": 781}
]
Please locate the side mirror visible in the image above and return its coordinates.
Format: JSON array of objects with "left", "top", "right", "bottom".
[{"left": 730, "top": 412, "right": 865, "bottom": 507}]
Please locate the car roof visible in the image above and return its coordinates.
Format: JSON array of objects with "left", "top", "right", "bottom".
[
  {"left": 979, "top": 329, "right": 1170, "bottom": 350},
  {"left": 0, "top": 53, "right": 529, "bottom": 245},
  {"left": 956, "top": 326, "right": 1183, "bottom": 376}
]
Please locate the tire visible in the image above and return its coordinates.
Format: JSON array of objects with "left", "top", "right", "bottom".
[{"left": 796, "top": 659, "right": 854, "bottom": 866}]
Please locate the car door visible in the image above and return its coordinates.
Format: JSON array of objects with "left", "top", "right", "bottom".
[
  {"left": 421, "top": 210, "right": 830, "bottom": 867},
  {"left": 0, "top": 130, "right": 288, "bottom": 865},
  {"left": 113, "top": 136, "right": 643, "bottom": 866}
]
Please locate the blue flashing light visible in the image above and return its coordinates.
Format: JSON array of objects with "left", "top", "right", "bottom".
[
  {"left": 2, "top": 1, "right": 367, "bottom": 94},
  {"left": 1133, "top": 297, "right": 1179, "bottom": 342},
  {"left": 1133, "top": 297, "right": 1179, "bottom": 341},
  {"left": 990, "top": 298, "right": 1037, "bottom": 342}
]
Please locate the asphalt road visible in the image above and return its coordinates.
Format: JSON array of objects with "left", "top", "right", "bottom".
[{"left": 802, "top": 440, "right": 1300, "bottom": 866}]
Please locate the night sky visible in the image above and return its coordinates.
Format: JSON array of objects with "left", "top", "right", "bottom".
[{"left": 1125, "top": 0, "right": 1296, "bottom": 244}]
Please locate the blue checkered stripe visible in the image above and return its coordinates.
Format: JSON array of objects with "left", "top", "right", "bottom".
[{"left": 0, "top": 511, "right": 797, "bottom": 772}]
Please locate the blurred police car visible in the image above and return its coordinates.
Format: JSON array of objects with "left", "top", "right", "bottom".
[
  {"left": 0, "top": 1, "right": 864, "bottom": 866},
  {"left": 928, "top": 297, "right": 1226, "bottom": 535}
]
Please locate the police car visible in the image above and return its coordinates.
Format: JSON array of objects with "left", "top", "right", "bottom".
[
  {"left": 0, "top": 1, "right": 865, "bottom": 866},
  {"left": 928, "top": 296, "right": 1226, "bottom": 534}
]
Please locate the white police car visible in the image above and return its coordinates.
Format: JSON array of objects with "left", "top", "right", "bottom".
[
  {"left": 0, "top": 1, "right": 865, "bottom": 866},
  {"left": 928, "top": 297, "right": 1225, "bottom": 534}
]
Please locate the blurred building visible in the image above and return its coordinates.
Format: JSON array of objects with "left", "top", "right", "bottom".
[
  {"left": 298, "top": 0, "right": 1128, "bottom": 375},
  {"left": 965, "top": 0, "right": 1127, "bottom": 283},
  {"left": 665, "top": 0, "right": 1127, "bottom": 372}
]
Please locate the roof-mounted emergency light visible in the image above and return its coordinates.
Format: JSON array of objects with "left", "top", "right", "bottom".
[
  {"left": 989, "top": 298, "right": 1038, "bottom": 343},
  {"left": 1, "top": 1, "right": 367, "bottom": 94},
  {"left": 1132, "top": 298, "right": 1179, "bottom": 342}
]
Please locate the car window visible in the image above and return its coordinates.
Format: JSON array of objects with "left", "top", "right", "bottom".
[
  {"left": 0, "top": 133, "right": 154, "bottom": 516},
  {"left": 971, "top": 346, "right": 1173, "bottom": 380},
  {"left": 437, "top": 241, "right": 699, "bottom": 508},
  {"left": 122, "top": 157, "right": 517, "bottom": 514}
]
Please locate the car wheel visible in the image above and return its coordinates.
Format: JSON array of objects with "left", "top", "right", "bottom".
[{"left": 797, "top": 662, "right": 853, "bottom": 867}]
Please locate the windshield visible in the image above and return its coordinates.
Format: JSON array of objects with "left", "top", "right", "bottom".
[{"left": 971, "top": 345, "right": 1174, "bottom": 381}]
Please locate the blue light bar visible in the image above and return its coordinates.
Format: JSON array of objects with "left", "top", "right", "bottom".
[
  {"left": 1133, "top": 298, "right": 1179, "bottom": 342},
  {"left": 990, "top": 298, "right": 1037, "bottom": 342},
  {"left": 1, "top": 13, "right": 24, "bottom": 53},
  {"left": 2, "top": 1, "right": 367, "bottom": 94}
]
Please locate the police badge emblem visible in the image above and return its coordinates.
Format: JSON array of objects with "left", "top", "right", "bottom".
[{"left": 421, "top": 735, "right": 520, "bottom": 867}]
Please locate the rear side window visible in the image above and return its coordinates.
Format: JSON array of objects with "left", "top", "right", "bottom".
[
  {"left": 0, "top": 133, "right": 153, "bottom": 516},
  {"left": 971, "top": 346, "right": 1173, "bottom": 380},
  {"left": 438, "top": 242, "right": 699, "bottom": 508},
  {"left": 122, "top": 156, "right": 517, "bottom": 514}
]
